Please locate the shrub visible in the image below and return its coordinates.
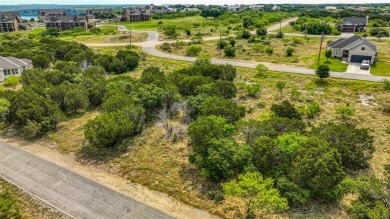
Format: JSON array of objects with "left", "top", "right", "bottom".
[
  {"left": 184, "top": 29, "right": 191, "bottom": 36},
  {"left": 240, "top": 30, "right": 251, "bottom": 39},
  {"left": 335, "top": 105, "right": 354, "bottom": 119},
  {"left": 256, "top": 27, "right": 267, "bottom": 36},
  {"left": 3, "top": 76, "right": 20, "bottom": 87},
  {"left": 217, "top": 40, "right": 227, "bottom": 49},
  {"left": 224, "top": 46, "right": 236, "bottom": 57},
  {"left": 266, "top": 47, "right": 274, "bottom": 55},
  {"left": 161, "top": 42, "right": 172, "bottom": 52},
  {"left": 256, "top": 64, "right": 268, "bottom": 77},
  {"left": 286, "top": 47, "right": 294, "bottom": 56},
  {"left": 276, "top": 31, "right": 284, "bottom": 38},
  {"left": 305, "top": 102, "right": 321, "bottom": 119},
  {"left": 316, "top": 64, "right": 330, "bottom": 81},
  {"left": 271, "top": 100, "right": 302, "bottom": 120},
  {"left": 185, "top": 45, "right": 202, "bottom": 56},
  {"left": 383, "top": 79, "right": 390, "bottom": 91},
  {"left": 0, "top": 189, "right": 21, "bottom": 219},
  {"left": 89, "top": 27, "right": 101, "bottom": 34},
  {"left": 246, "top": 83, "right": 261, "bottom": 98},
  {"left": 200, "top": 96, "right": 245, "bottom": 123}
]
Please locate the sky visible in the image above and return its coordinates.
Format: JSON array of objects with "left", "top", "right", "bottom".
[{"left": 0, "top": 0, "right": 390, "bottom": 5}]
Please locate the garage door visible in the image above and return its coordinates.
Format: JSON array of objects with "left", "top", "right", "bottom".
[
  {"left": 350, "top": 55, "right": 372, "bottom": 63},
  {"left": 342, "top": 27, "right": 355, "bottom": 33}
]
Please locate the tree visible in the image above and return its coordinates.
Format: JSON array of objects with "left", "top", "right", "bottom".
[
  {"left": 245, "top": 83, "right": 261, "bottom": 98},
  {"left": 271, "top": 100, "right": 302, "bottom": 120},
  {"left": 224, "top": 46, "right": 236, "bottom": 57},
  {"left": 200, "top": 96, "right": 245, "bottom": 123},
  {"left": 194, "top": 54, "right": 211, "bottom": 66},
  {"left": 133, "top": 84, "right": 164, "bottom": 111},
  {"left": 47, "top": 82, "right": 89, "bottom": 114},
  {"left": 276, "top": 31, "right": 284, "bottom": 38},
  {"left": 140, "top": 67, "right": 166, "bottom": 87},
  {"left": 223, "top": 172, "right": 288, "bottom": 217},
  {"left": 42, "top": 27, "right": 61, "bottom": 38},
  {"left": 32, "top": 54, "right": 50, "bottom": 69},
  {"left": 186, "top": 45, "right": 202, "bottom": 56},
  {"left": 256, "top": 27, "right": 267, "bottom": 36},
  {"left": 286, "top": 47, "right": 294, "bottom": 56},
  {"left": 325, "top": 49, "right": 332, "bottom": 62},
  {"left": 316, "top": 65, "right": 330, "bottom": 81},
  {"left": 255, "top": 64, "right": 268, "bottom": 77},
  {"left": 311, "top": 122, "right": 374, "bottom": 170},
  {"left": 289, "top": 137, "right": 345, "bottom": 200},
  {"left": 252, "top": 136, "right": 281, "bottom": 174},
  {"left": 0, "top": 98, "right": 11, "bottom": 122},
  {"left": 188, "top": 115, "right": 235, "bottom": 157},
  {"left": 195, "top": 80, "right": 237, "bottom": 99},
  {"left": 276, "top": 81, "right": 286, "bottom": 98}
]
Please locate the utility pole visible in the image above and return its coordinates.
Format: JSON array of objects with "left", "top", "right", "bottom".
[
  {"left": 129, "top": 25, "right": 132, "bottom": 49},
  {"left": 219, "top": 28, "right": 222, "bottom": 58},
  {"left": 317, "top": 32, "right": 324, "bottom": 67}
]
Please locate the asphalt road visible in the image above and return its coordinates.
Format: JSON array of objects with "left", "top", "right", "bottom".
[{"left": 0, "top": 141, "right": 173, "bottom": 219}]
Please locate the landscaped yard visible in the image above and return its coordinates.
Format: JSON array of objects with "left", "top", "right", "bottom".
[{"left": 302, "top": 50, "right": 348, "bottom": 72}]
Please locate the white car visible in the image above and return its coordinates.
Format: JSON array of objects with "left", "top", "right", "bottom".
[{"left": 360, "top": 60, "right": 370, "bottom": 69}]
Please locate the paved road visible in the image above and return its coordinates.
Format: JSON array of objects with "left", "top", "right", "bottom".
[
  {"left": 0, "top": 141, "right": 173, "bottom": 219},
  {"left": 85, "top": 18, "right": 389, "bottom": 82}
]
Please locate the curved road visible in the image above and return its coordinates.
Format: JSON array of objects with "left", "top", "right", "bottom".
[
  {"left": 86, "top": 19, "right": 389, "bottom": 82},
  {"left": 0, "top": 141, "right": 172, "bottom": 219}
]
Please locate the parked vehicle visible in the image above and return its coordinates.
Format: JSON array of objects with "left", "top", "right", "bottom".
[{"left": 361, "top": 60, "right": 370, "bottom": 69}]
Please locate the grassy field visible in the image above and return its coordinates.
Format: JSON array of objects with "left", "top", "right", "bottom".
[
  {"left": 0, "top": 177, "right": 66, "bottom": 219},
  {"left": 302, "top": 50, "right": 348, "bottom": 72},
  {"left": 45, "top": 47, "right": 390, "bottom": 218},
  {"left": 59, "top": 31, "right": 148, "bottom": 44}
]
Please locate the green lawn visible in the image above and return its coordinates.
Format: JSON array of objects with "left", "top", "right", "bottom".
[
  {"left": 302, "top": 51, "right": 348, "bottom": 72},
  {"left": 118, "top": 16, "right": 210, "bottom": 31},
  {"left": 370, "top": 61, "right": 390, "bottom": 76}
]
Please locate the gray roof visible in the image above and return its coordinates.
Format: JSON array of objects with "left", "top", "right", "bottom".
[
  {"left": 39, "top": 9, "right": 67, "bottom": 15},
  {"left": 328, "top": 36, "right": 377, "bottom": 52},
  {"left": 45, "top": 15, "right": 87, "bottom": 23},
  {"left": 123, "top": 8, "right": 150, "bottom": 16},
  {"left": 0, "top": 12, "right": 21, "bottom": 23},
  {"left": 342, "top": 17, "right": 368, "bottom": 26},
  {"left": 0, "top": 56, "right": 31, "bottom": 70},
  {"left": 88, "top": 9, "right": 112, "bottom": 14}
]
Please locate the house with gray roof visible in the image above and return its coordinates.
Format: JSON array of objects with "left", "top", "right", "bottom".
[
  {"left": 122, "top": 8, "right": 151, "bottom": 22},
  {"left": 87, "top": 8, "right": 113, "bottom": 19},
  {"left": 38, "top": 9, "right": 67, "bottom": 21},
  {"left": 45, "top": 15, "right": 88, "bottom": 31},
  {"left": 341, "top": 17, "right": 368, "bottom": 33},
  {"left": 0, "top": 12, "right": 22, "bottom": 32},
  {"left": 327, "top": 36, "right": 377, "bottom": 64},
  {"left": 0, "top": 56, "right": 33, "bottom": 82}
]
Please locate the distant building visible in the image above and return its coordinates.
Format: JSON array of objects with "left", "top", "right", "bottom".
[
  {"left": 325, "top": 6, "right": 337, "bottom": 10},
  {"left": 379, "top": 11, "right": 390, "bottom": 16},
  {"left": 272, "top": 5, "right": 280, "bottom": 11},
  {"left": 38, "top": 9, "right": 67, "bottom": 21},
  {"left": 87, "top": 8, "right": 113, "bottom": 19},
  {"left": 341, "top": 17, "right": 368, "bottom": 33},
  {"left": 0, "top": 56, "right": 33, "bottom": 82},
  {"left": 122, "top": 8, "right": 151, "bottom": 22},
  {"left": 0, "top": 12, "right": 22, "bottom": 32},
  {"left": 151, "top": 7, "right": 173, "bottom": 14},
  {"left": 355, "top": 7, "right": 367, "bottom": 12},
  {"left": 327, "top": 36, "right": 377, "bottom": 64},
  {"left": 250, "top": 4, "right": 265, "bottom": 10},
  {"left": 45, "top": 15, "right": 88, "bottom": 31}
]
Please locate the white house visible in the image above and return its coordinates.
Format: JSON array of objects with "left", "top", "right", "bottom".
[
  {"left": 0, "top": 56, "right": 33, "bottom": 82},
  {"left": 325, "top": 6, "right": 337, "bottom": 10},
  {"left": 327, "top": 36, "right": 377, "bottom": 64}
]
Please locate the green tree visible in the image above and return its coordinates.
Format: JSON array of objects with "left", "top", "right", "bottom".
[
  {"left": 186, "top": 45, "right": 202, "bottom": 56},
  {"left": 224, "top": 46, "right": 236, "bottom": 57},
  {"left": 256, "top": 27, "right": 267, "bottom": 36},
  {"left": 200, "top": 96, "right": 245, "bottom": 123},
  {"left": 195, "top": 80, "right": 237, "bottom": 99},
  {"left": 32, "top": 54, "right": 50, "bottom": 69},
  {"left": 316, "top": 65, "right": 330, "bottom": 81},
  {"left": 47, "top": 82, "right": 89, "bottom": 114},
  {"left": 325, "top": 49, "right": 332, "bottom": 62},
  {"left": 286, "top": 47, "right": 294, "bottom": 56},
  {"left": 289, "top": 137, "right": 345, "bottom": 200},
  {"left": 311, "top": 122, "right": 374, "bottom": 170},
  {"left": 255, "top": 64, "right": 268, "bottom": 77},
  {"left": 140, "top": 67, "right": 166, "bottom": 87},
  {"left": 133, "top": 84, "right": 164, "bottom": 111},
  {"left": 271, "top": 100, "right": 302, "bottom": 120},
  {"left": 0, "top": 98, "right": 11, "bottom": 122},
  {"left": 223, "top": 172, "right": 289, "bottom": 217},
  {"left": 163, "top": 25, "right": 178, "bottom": 38},
  {"left": 245, "top": 83, "right": 261, "bottom": 98},
  {"left": 251, "top": 136, "right": 281, "bottom": 174},
  {"left": 275, "top": 81, "right": 286, "bottom": 98}
]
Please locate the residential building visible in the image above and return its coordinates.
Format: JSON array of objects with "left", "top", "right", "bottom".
[
  {"left": 355, "top": 7, "right": 367, "bottom": 12},
  {"left": 87, "top": 8, "right": 113, "bottom": 19},
  {"left": 122, "top": 8, "right": 151, "bottom": 22},
  {"left": 272, "top": 5, "right": 280, "bottom": 11},
  {"left": 327, "top": 36, "right": 377, "bottom": 64},
  {"left": 341, "top": 17, "right": 368, "bottom": 33},
  {"left": 0, "top": 56, "right": 33, "bottom": 82},
  {"left": 325, "top": 6, "right": 337, "bottom": 10},
  {"left": 0, "top": 12, "right": 22, "bottom": 32},
  {"left": 379, "top": 11, "right": 390, "bottom": 16},
  {"left": 250, "top": 4, "right": 265, "bottom": 10},
  {"left": 45, "top": 15, "right": 88, "bottom": 31},
  {"left": 38, "top": 9, "right": 67, "bottom": 20},
  {"left": 151, "top": 7, "right": 172, "bottom": 14}
]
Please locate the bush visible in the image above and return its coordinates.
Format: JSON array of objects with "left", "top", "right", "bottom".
[
  {"left": 161, "top": 42, "right": 172, "bottom": 52},
  {"left": 256, "top": 64, "right": 268, "bottom": 77},
  {"left": 286, "top": 47, "right": 294, "bottom": 56},
  {"left": 89, "top": 27, "right": 101, "bottom": 34},
  {"left": 271, "top": 100, "right": 302, "bottom": 120},
  {"left": 3, "top": 76, "right": 20, "bottom": 87},
  {"left": 246, "top": 83, "right": 261, "bottom": 98},
  {"left": 266, "top": 47, "right": 274, "bottom": 55},
  {"left": 200, "top": 96, "right": 245, "bottom": 123},
  {"left": 184, "top": 29, "right": 191, "bottom": 36},
  {"left": 217, "top": 40, "right": 227, "bottom": 49},
  {"left": 276, "top": 32, "right": 284, "bottom": 38},
  {"left": 316, "top": 65, "right": 330, "bottom": 81},
  {"left": 335, "top": 105, "right": 354, "bottom": 119},
  {"left": 186, "top": 45, "right": 202, "bottom": 56},
  {"left": 383, "top": 79, "right": 390, "bottom": 91},
  {"left": 240, "top": 30, "right": 251, "bottom": 39},
  {"left": 224, "top": 46, "right": 236, "bottom": 57},
  {"left": 256, "top": 27, "right": 267, "bottom": 36},
  {"left": 305, "top": 102, "right": 321, "bottom": 119}
]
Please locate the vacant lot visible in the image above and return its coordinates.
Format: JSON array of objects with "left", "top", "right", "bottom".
[{"left": 43, "top": 48, "right": 389, "bottom": 218}]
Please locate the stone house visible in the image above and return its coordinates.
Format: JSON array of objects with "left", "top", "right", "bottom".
[
  {"left": 122, "top": 8, "right": 151, "bottom": 22},
  {"left": 0, "top": 12, "right": 22, "bottom": 32}
]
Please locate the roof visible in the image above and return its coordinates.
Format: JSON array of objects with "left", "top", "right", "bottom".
[
  {"left": 0, "top": 56, "right": 31, "bottom": 70},
  {"left": 39, "top": 9, "right": 67, "bottom": 14},
  {"left": 342, "top": 17, "right": 368, "bottom": 26},
  {"left": 328, "top": 36, "right": 377, "bottom": 52},
  {"left": 88, "top": 9, "right": 112, "bottom": 14},
  {"left": 123, "top": 8, "right": 151, "bottom": 16},
  {"left": 0, "top": 12, "right": 21, "bottom": 23},
  {"left": 45, "top": 15, "right": 87, "bottom": 23}
]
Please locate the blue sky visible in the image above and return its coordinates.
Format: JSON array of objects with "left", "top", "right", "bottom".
[{"left": 1, "top": 0, "right": 389, "bottom": 5}]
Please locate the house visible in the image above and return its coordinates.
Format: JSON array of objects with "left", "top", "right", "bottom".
[
  {"left": 0, "top": 56, "right": 33, "bottom": 82},
  {"left": 122, "top": 8, "right": 151, "bottom": 22},
  {"left": 341, "top": 17, "right": 368, "bottom": 33},
  {"left": 151, "top": 7, "right": 172, "bottom": 14},
  {"left": 250, "top": 4, "right": 265, "bottom": 10},
  {"left": 327, "top": 36, "right": 377, "bottom": 64},
  {"left": 87, "top": 8, "right": 113, "bottom": 19},
  {"left": 325, "top": 6, "right": 337, "bottom": 10},
  {"left": 45, "top": 15, "right": 88, "bottom": 31},
  {"left": 38, "top": 9, "right": 67, "bottom": 21},
  {"left": 0, "top": 12, "right": 22, "bottom": 32},
  {"left": 272, "top": 5, "right": 280, "bottom": 11},
  {"left": 355, "top": 7, "right": 367, "bottom": 12}
]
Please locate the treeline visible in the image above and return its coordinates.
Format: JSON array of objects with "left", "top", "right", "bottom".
[{"left": 289, "top": 16, "right": 340, "bottom": 35}]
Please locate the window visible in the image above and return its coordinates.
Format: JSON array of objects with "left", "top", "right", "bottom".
[{"left": 361, "top": 47, "right": 365, "bottom": 50}]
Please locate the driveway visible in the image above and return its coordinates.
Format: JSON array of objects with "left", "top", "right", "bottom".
[{"left": 346, "top": 62, "right": 371, "bottom": 75}]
